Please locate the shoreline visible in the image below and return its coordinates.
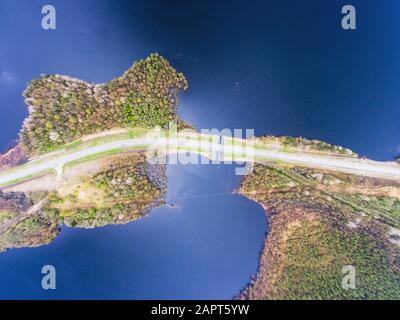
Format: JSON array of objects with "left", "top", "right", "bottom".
[
  {"left": 0, "top": 144, "right": 27, "bottom": 172},
  {"left": 235, "top": 164, "right": 400, "bottom": 300}
]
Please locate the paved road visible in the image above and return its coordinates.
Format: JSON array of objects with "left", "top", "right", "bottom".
[{"left": 1, "top": 134, "right": 400, "bottom": 188}]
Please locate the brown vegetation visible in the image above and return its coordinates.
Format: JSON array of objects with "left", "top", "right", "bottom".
[
  {"left": 0, "top": 144, "right": 27, "bottom": 171},
  {"left": 236, "top": 164, "right": 400, "bottom": 299}
]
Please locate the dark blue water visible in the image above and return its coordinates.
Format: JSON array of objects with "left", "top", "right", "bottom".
[
  {"left": 0, "top": 0, "right": 399, "bottom": 298},
  {"left": 0, "top": 163, "right": 266, "bottom": 299}
]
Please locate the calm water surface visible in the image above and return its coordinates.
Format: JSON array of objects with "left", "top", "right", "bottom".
[{"left": 0, "top": 0, "right": 399, "bottom": 298}]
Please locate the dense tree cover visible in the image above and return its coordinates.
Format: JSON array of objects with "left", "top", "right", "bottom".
[
  {"left": 274, "top": 218, "right": 400, "bottom": 299},
  {"left": 0, "top": 215, "right": 59, "bottom": 253},
  {"left": 0, "top": 191, "right": 58, "bottom": 252},
  {"left": 238, "top": 164, "right": 400, "bottom": 299},
  {"left": 20, "top": 53, "right": 188, "bottom": 156},
  {"left": 93, "top": 155, "right": 165, "bottom": 202}
]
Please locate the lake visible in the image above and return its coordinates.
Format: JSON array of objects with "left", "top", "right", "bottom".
[{"left": 0, "top": 0, "right": 399, "bottom": 299}]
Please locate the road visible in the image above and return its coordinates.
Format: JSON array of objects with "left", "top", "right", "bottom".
[{"left": 1, "top": 133, "right": 400, "bottom": 188}]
